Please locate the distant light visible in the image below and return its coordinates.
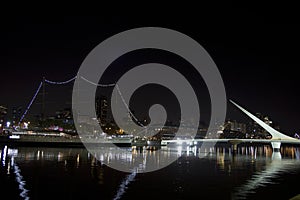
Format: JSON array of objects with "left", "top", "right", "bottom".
[
  {"left": 23, "top": 122, "right": 28, "bottom": 129},
  {"left": 6, "top": 121, "right": 10, "bottom": 128},
  {"left": 176, "top": 140, "right": 182, "bottom": 145},
  {"left": 9, "top": 135, "right": 20, "bottom": 139}
]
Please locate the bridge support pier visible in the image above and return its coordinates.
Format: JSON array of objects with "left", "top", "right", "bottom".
[
  {"left": 228, "top": 140, "right": 242, "bottom": 154},
  {"left": 271, "top": 141, "right": 281, "bottom": 152}
]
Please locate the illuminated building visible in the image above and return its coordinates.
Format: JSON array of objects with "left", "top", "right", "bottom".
[{"left": 0, "top": 105, "right": 7, "bottom": 133}]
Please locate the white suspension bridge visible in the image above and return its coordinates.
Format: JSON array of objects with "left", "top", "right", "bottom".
[
  {"left": 18, "top": 75, "right": 148, "bottom": 128},
  {"left": 162, "top": 100, "right": 300, "bottom": 151},
  {"left": 18, "top": 75, "right": 300, "bottom": 151}
]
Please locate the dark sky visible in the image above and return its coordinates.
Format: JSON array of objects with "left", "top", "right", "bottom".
[{"left": 0, "top": 5, "right": 299, "bottom": 134}]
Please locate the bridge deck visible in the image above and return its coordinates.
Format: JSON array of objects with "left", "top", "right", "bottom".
[{"left": 161, "top": 138, "right": 300, "bottom": 145}]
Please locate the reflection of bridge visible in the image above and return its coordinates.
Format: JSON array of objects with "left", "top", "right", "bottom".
[
  {"left": 231, "top": 151, "right": 299, "bottom": 199},
  {"left": 162, "top": 100, "right": 300, "bottom": 151}
]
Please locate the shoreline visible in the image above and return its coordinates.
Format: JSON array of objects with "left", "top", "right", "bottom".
[{"left": 0, "top": 135, "right": 132, "bottom": 148}]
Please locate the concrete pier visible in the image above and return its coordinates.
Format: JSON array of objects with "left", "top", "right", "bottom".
[{"left": 271, "top": 141, "right": 281, "bottom": 152}]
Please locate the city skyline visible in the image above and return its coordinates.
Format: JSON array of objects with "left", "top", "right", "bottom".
[{"left": 0, "top": 12, "right": 299, "bottom": 134}]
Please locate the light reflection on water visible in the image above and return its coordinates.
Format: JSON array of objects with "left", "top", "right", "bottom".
[
  {"left": 1, "top": 145, "right": 30, "bottom": 200},
  {"left": 232, "top": 156, "right": 300, "bottom": 199},
  {"left": 215, "top": 146, "right": 300, "bottom": 199},
  {"left": 1, "top": 144, "right": 300, "bottom": 199}
]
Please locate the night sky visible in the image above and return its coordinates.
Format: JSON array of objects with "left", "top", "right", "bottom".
[{"left": 0, "top": 5, "right": 299, "bottom": 134}]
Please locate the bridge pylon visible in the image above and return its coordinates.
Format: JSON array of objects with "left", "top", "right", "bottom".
[{"left": 230, "top": 100, "right": 297, "bottom": 151}]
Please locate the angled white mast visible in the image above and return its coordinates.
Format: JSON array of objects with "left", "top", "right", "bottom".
[{"left": 230, "top": 100, "right": 296, "bottom": 140}]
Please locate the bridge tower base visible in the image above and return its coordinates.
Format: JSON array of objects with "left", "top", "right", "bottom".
[{"left": 271, "top": 141, "right": 281, "bottom": 152}]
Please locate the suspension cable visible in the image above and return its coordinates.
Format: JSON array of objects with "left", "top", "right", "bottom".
[
  {"left": 18, "top": 81, "right": 43, "bottom": 124},
  {"left": 19, "top": 75, "right": 145, "bottom": 128},
  {"left": 80, "top": 76, "right": 116, "bottom": 87},
  {"left": 115, "top": 85, "right": 145, "bottom": 127},
  {"left": 45, "top": 76, "right": 77, "bottom": 85}
]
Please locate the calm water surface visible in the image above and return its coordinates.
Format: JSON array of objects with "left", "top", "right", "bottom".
[{"left": 1, "top": 143, "right": 300, "bottom": 200}]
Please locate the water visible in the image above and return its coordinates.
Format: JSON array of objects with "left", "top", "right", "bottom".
[{"left": 1, "top": 144, "right": 300, "bottom": 200}]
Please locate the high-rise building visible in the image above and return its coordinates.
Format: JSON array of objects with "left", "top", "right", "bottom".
[
  {"left": 0, "top": 105, "right": 7, "bottom": 133},
  {"left": 221, "top": 119, "right": 247, "bottom": 139},
  {"left": 246, "top": 113, "right": 277, "bottom": 139},
  {"left": 96, "top": 96, "right": 111, "bottom": 127},
  {"left": 224, "top": 119, "right": 247, "bottom": 133},
  {"left": 12, "top": 106, "right": 22, "bottom": 125}
]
